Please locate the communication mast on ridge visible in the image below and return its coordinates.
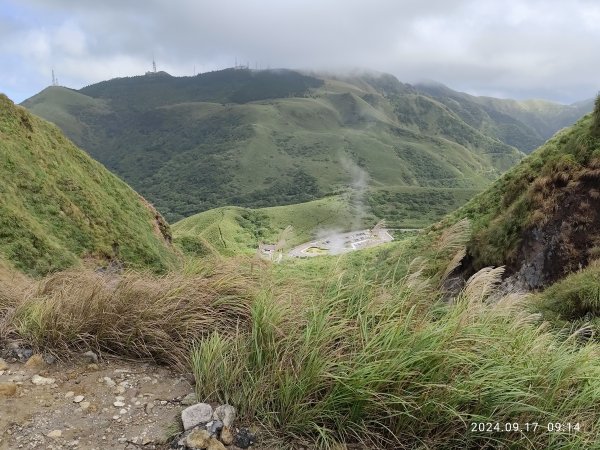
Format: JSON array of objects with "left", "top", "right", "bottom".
[
  {"left": 152, "top": 54, "right": 157, "bottom": 73},
  {"left": 51, "top": 69, "right": 58, "bottom": 86}
]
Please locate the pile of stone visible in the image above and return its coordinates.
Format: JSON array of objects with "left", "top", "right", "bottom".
[{"left": 176, "top": 402, "right": 255, "bottom": 449}]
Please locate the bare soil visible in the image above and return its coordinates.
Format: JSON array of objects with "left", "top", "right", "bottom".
[{"left": 0, "top": 356, "right": 193, "bottom": 449}]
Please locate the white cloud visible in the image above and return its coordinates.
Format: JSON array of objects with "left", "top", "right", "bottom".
[{"left": 1, "top": 0, "right": 598, "bottom": 102}]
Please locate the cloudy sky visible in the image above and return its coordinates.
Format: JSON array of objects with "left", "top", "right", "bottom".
[{"left": 1, "top": 0, "right": 599, "bottom": 103}]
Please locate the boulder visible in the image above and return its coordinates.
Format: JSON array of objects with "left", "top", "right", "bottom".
[{"left": 181, "top": 403, "right": 213, "bottom": 430}]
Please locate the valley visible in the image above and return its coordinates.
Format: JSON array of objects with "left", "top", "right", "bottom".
[{"left": 2, "top": 66, "right": 600, "bottom": 450}]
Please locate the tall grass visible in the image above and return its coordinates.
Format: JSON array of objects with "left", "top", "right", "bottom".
[
  {"left": 8, "top": 264, "right": 255, "bottom": 366},
  {"left": 0, "top": 260, "right": 30, "bottom": 339},
  {"left": 191, "top": 262, "right": 600, "bottom": 449}
]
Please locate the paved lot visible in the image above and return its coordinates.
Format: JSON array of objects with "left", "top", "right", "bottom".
[{"left": 289, "top": 228, "right": 394, "bottom": 258}]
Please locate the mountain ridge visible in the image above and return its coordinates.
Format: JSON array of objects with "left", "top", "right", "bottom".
[{"left": 22, "top": 69, "right": 589, "bottom": 223}]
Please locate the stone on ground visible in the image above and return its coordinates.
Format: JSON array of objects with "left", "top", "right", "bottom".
[
  {"left": 0, "top": 358, "right": 9, "bottom": 371},
  {"left": 31, "top": 374, "right": 55, "bottom": 386},
  {"left": 213, "top": 404, "right": 236, "bottom": 428},
  {"left": 83, "top": 351, "right": 99, "bottom": 363},
  {"left": 220, "top": 426, "right": 234, "bottom": 446},
  {"left": 181, "top": 392, "right": 197, "bottom": 406},
  {"left": 181, "top": 403, "right": 213, "bottom": 430},
  {"left": 207, "top": 437, "right": 227, "bottom": 450},
  {"left": 24, "top": 354, "right": 45, "bottom": 371},
  {"left": 185, "top": 429, "right": 211, "bottom": 449}
]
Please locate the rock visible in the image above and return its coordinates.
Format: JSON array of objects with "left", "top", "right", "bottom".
[
  {"left": 103, "top": 376, "right": 116, "bottom": 387},
  {"left": 0, "top": 382, "right": 17, "bottom": 397},
  {"left": 83, "top": 350, "right": 98, "bottom": 364},
  {"left": 24, "top": 354, "right": 45, "bottom": 370},
  {"left": 113, "top": 401, "right": 125, "bottom": 407},
  {"left": 234, "top": 428, "right": 255, "bottom": 449},
  {"left": 80, "top": 401, "right": 91, "bottom": 410},
  {"left": 73, "top": 395, "right": 85, "bottom": 403},
  {"left": 180, "top": 392, "right": 197, "bottom": 406},
  {"left": 213, "top": 404, "right": 236, "bottom": 428},
  {"left": 207, "top": 437, "right": 227, "bottom": 450},
  {"left": 0, "top": 358, "right": 8, "bottom": 371},
  {"left": 87, "top": 363, "right": 99, "bottom": 371},
  {"left": 65, "top": 391, "right": 75, "bottom": 398},
  {"left": 44, "top": 354, "right": 57, "bottom": 365},
  {"left": 185, "top": 429, "right": 211, "bottom": 449},
  {"left": 181, "top": 403, "right": 213, "bottom": 430},
  {"left": 31, "top": 374, "right": 56, "bottom": 386},
  {"left": 47, "top": 430, "right": 62, "bottom": 438},
  {"left": 207, "top": 419, "right": 223, "bottom": 436},
  {"left": 220, "top": 426, "right": 234, "bottom": 446},
  {"left": 17, "top": 348, "right": 33, "bottom": 362}
]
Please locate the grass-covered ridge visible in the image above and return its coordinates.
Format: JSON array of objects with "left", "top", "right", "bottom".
[
  {"left": 23, "top": 69, "right": 530, "bottom": 222},
  {"left": 416, "top": 81, "right": 593, "bottom": 153},
  {"left": 448, "top": 108, "right": 600, "bottom": 285},
  {"left": 0, "top": 94, "right": 176, "bottom": 275}
]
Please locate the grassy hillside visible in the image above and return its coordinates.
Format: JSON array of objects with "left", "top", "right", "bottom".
[
  {"left": 173, "top": 186, "right": 480, "bottom": 257},
  {"left": 415, "top": 82, "right": 593, "bottom": 153},
  {"left": 23, "top": 69, "right": 526, "bottom": 222},
  {"left": 0, "top": 94, "right": 175, "bottom": 276},
  {"left": 447, "top": 101, "right": 600, "bottom": 288},
  {"left": 173, "top": 196, "right": 366, "bottom": 256}
]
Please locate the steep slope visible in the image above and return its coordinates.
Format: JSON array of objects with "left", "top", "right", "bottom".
[
  {"left": 23, "top": 69, "right": 524, "bottom": 222},
  {"left": 450, "top": 98, "right": 600, "bottom": 289},
  {"left": 0, "top": 95, "right": 175, "bottom": 275},
  {"left": 416, "top": 81, "right": 593, "bottom": 153}
]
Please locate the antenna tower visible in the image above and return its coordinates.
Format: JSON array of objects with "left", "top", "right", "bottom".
[
  {"left": 152, "top": 54, "right": 157, "bottom": 73},
  {"left": 51, "top": 69, "right": 58, "bottom": 86}
]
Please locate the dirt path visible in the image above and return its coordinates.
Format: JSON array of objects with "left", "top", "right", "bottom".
[{"left": 0, "top": 355, "right": 193, "bottom": 449}]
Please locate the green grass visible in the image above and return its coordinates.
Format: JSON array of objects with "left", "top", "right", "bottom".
[
  {"left": 172, "top": 187, "right": 485, "bottom": 257},
  {"left": 0, "top": 94, "right": 176, "bottom": 276},
  {"left": 416, "top": 82, "right": 593, "bottom": 153},
  {"left": 447, "top": 111, "right": 600, "bottom": 272},
  {"left": 534, "top": 260, "right": 600, "bottom": 321},
  {"left": 190, "top": 236, "right": 600, "bottom": 449},
  {"left": 172, "top": 195, "right": 369, "bottom": 256},
  {"left": 23, "top": 69, "right": 527, "bottom": 222}
]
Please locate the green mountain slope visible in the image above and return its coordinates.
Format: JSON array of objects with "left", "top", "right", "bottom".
[
  {"left": 449, "top": 98, "right": 600, "bottom": 289},
  {"left": 0, "top": 94, "right": 175, "bottom": 275},
  {"left": 415, "top": 81, "right": 593, "bottom": 153},
  {"left": 23, "top": 69, "right": 529, "bottom": 222},
  {"left": 172, "top": 196, "right": 361, "bottom": 256}
]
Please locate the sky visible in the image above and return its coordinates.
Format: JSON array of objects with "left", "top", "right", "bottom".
[{"left": 1, "top": 0, "right": 599, "bottom": 104}]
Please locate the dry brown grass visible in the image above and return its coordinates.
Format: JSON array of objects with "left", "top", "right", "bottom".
[
  {"left": 7, "top": 264, "right": 256, "bottom": 367},
  {"left": 0, "top": 260, "right": 32, "bottom": 340}
]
